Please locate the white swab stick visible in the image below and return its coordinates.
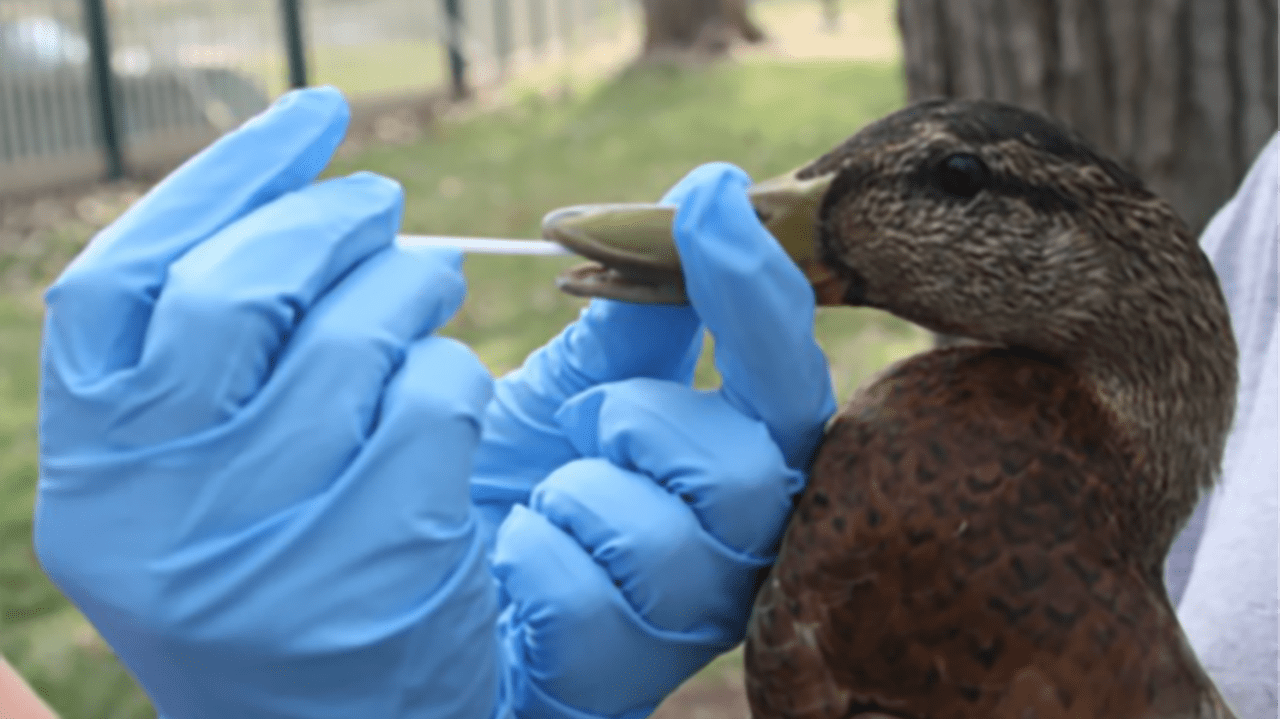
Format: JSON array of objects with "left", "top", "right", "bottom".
[{"left": 397, "top": 234, "right": 571, "bottom": 256}]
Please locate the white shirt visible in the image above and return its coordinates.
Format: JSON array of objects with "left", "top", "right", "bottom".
[{"left": 1167, "top": 132, "right": 1278, "bottom": 719}]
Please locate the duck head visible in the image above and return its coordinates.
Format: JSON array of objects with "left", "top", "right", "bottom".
[
  {"left": 547, "top": 98, "right": 1238, "bottom": 561},
  {"left": 798, "top": 100, "right": 1220, "bottom": 361}
]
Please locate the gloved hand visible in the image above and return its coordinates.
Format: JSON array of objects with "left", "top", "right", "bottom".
[
  {"left": 34, "top": 85, "right": 836, "bottom": 719},
  {"left": 36, "top": 87, "right": 501, "bottom": 718},
  {"left": 475, "top": 163, "right": 836, "bottom": 719}
]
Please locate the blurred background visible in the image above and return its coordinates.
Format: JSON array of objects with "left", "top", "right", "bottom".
[{"left": 0, "top": 0, "right": 1274, "bottom": 717}]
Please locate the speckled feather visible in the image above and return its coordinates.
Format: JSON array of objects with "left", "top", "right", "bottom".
[
  {"left": 747, "top": 349, "right": 1229, "bottom": 719},
  {"left": 744, "top": 100, "right": 1238, "bottom": 719}
]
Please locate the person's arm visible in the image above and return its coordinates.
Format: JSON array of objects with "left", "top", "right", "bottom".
[{"left": 0, "top": 656, "right": 58, "bottom": 719}]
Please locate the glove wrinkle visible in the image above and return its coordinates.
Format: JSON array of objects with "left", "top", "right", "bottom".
[
  {"left": 531, "top": 460, "right": 757, "bottom": 633},
  {"left": 495, "top": 506, "right": 733, "bottom": 717},
  {"left": 555, "top": 379, "right": 799, "bottom": 557}
]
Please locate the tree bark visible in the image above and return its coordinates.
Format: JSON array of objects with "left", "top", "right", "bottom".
[
  {"left": 640, "top": 0, "right": 765, "bottom": 58},
  {"left": 898, "top": 0, "right": 1278, "bottom": 236},
  {"left": 822, "top": 0, "right": 841, "bottom": 31}
]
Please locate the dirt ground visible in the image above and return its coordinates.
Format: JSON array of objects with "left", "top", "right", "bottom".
[
  {"left": 652, "top": 672, "right": 751, "bottom": 719},
  {"left": 650, "top": 650, "right": 752, "bottom": 719}
]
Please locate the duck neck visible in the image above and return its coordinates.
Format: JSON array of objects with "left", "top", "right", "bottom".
[{"left": 1077, "top": 285, "right": 1237, "bottom": 570}]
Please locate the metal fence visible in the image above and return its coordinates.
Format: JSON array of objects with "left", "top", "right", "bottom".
[{"left": 0, "top": 0, "right": 628, "bottom": 194}]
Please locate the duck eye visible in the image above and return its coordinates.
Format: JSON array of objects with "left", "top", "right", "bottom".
[{"left": 935, "top": 153, "right": 990, "bottom": 199}]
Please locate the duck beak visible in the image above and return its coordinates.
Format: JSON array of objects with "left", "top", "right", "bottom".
[{"left": 543, "top": 168, "right": 842, "bottom": 305}]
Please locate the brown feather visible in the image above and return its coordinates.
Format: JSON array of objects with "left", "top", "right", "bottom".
[{"left": 745, "top": 100, "right": 1237, "bottom": 719}]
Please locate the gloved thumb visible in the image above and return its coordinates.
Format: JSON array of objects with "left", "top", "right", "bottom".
[
  {"left": 494, "top": 162, "right": 752, "bottom": 403},
  {"left": 672, "top": 163, "right": 837, "bottom": 471},
  {"left": 471, "top": 175, "right": 711, "bottom": 543}
]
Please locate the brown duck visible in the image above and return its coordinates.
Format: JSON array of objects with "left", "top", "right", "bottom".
[{"left": 543, "top": 98, "right": 1240, "bottom": 719}]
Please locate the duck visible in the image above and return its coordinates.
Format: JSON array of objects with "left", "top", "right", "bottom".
[{"left": 542, "top": 98, "right": 1240, "bottom": 719}]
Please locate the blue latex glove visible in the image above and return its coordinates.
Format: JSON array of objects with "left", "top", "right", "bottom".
[
  {"left": 36, "top": 88, "right": 500, "bottom": 718},
  {"left": 477, "top": 163, "right": 837, "bottom": 718},
  {"left": 34, "top": 85, "right": 835, "bottom": 719}
]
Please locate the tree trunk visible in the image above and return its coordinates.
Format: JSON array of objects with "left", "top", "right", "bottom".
[
  {"left": 822, "top": 0, "right": 840, "bottom": 32},
  {"left": 898, "top": 0, "right": 1277, "bottom": 237},
  {"left": 640, "top": 0, "right": 765, "bottom": 58}
]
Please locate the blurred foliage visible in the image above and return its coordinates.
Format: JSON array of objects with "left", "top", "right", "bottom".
[{"left": 0, "top": 56, "right": 920, "bottom": 718}]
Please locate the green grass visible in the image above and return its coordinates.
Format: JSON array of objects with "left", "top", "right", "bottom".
[
  {"left": 0, "top": 300, "right": 52, "bottom": 625},
  {"left": 0, "top": 296, "right": 156, "bottom": 718},
  {"left": 1, "top": 58, "right": 925, "bottom": 718},
  {"left": 261, "top": 40, "right": 450, "bottom": 99}
]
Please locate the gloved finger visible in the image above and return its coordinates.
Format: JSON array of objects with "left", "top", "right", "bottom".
[
  {"left": 348, "top": 335, "right": 493, "bottom": 530},
  {"left": 555, "top": 378, "right": 798, "bottom": 555},
  {"left": 472, "top": 300, "right": 701, "bottom": 519},
  {"left": 43, "top": 87, "right": 350, "bottom": 383},
  {"left": 490, "top": 163, "right": 717, "bottom": 415},
  {"left": 493, "top": 504, "right": 733, "bottom": 719},
  {"left": 530, "top": 457, "right": 770, "bottom": 633},
  {"left": 658, "top": 159, "right": 734, "bottom": 208},
  {"left": 499, "top": 161, "right": 725, "bottom": 395},
  {"left": 471, "top": 170, "right": 725, "bottom": 536},
  {"left": 672, "top": 163, "right": 837, "bottom": 470},
  {"left": 185, "top": 244, "right": 471, "bottom": 527},
  {"left": 143, "top": 333, "right": 495, "bottom": 637},
  {"left": 229, "top": 337, "right": 493, "bottom": 616},
  {"left": 37, "top": 332, "right": 501, "bottom": 719},
  {"left": 93, "top": 173, "right": 401, "bottom": 447},
  {"left": 505, "top": 161, "right": 723, "bottom": 396}
]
